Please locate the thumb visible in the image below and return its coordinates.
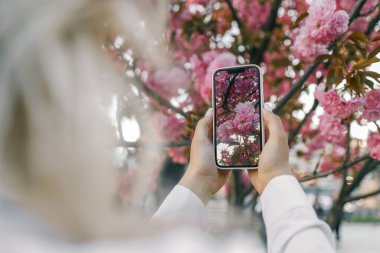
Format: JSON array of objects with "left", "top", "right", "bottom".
[{"left": 262, "top": 106, "right": 286, "bottom": 140}]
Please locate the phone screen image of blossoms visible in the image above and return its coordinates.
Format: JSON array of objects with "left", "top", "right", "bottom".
[{"left": 213, "top": 66, "right": 262, "bottom": 168}]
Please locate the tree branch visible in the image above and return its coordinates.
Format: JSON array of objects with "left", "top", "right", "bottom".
[
  {"left": 250, "top": 0, "right": 283, "bottom": 64},
  {"left": 132, "top": 77, "right": 188, "bottom": 117},
  {"left": 225, "top": 0, "right": 244, "bottom": 31},
  {"left": 222, "top": 73, "right": 238, "bottom": 108},
  {"left": 288, "top": 94, "right": 318, "bottom": 145},
  {"left": 344, "top": 188, "right": 380, "bottom": 203},
  {"left": 341, "top": 121, "right": 352, "bottom": 187},
  {"left": 273, "top": 62, "right": 320, "bottom": 113},
  {"left": 346, "top": 159, "right": 379, "bottom": 195},
  {"left": 299, "top": 154, "right": 370, "bottom": 182},
  {"left": 108, "top": 41, "right": 188, "bottom": 118},
  {"left": 366, "top": 10, "right": 380, "bottom": 36},
  {"left": 349, "top": 0, "right": 368, "bottom": 24}
]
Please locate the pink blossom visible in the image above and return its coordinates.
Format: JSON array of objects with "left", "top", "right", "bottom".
[
  {"left": 216, "top": 102, "right": 259, "bottom": 143},
  {"left": 319, "top": 114, "right": 347, "bottom": 145},
  {"left": 217, "top": 119, "right": 234, "bottom": 143},
  {"left": 320, "top": 145, "right": 346, "bottom": 172},
  {"left": 232, "top": 102, "right": 259, "bottom": 135},
  {"left": 192, "top": 51, "right": 236, "bottom": 103},
  {"left": 300, "top": 112, "right": 316, "bottom": 138},
  {"left": 235, "top": 78, "right": 258, "bottom": 97},
  {"left": 361, "top": 89, "right": 380, "bottom": 122},
  {"left": 153, "top": 112, "right": 185, "bottom": 141},
  {"left": 368, "top": 132, "right": 380, "bottom": 161},
  {"left": 350, "top": 17, "right": 368, "bottom": 32},
  {"left": 232, "top": 0, "right": 270, "bottom": 30},
  {"left": 186, "top": 0, "right": 209, "bottom": 5},
  {"left": 327, "top": 11, "right": 349, "bottom": 36},
  {"left": 168, "top": 147, "right": 188, "bottom": 164},
  {"left": 147, "top": 67, "right": 191, "bottom": 99},
  {"left": 315, "top": 83, "right": 364, "bottom": 118},
  {"left": 293, "top": 0, "right": 349, "bottom": 59},
  {"left": 220, "top": 149, "right": 232, "bottom": 165}
]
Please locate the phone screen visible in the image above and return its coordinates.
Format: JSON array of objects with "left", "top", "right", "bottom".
[{"left": 213, "top": 65, "right": 262, "bottom": 168}]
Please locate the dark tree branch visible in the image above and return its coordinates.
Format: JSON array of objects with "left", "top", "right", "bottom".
[
  {"left": 346, "top": 159, "right": 379, "bottom": 195},
  {"left": 273, "top": 62, "right": 320, "bottom": 113},
  {"left": 133, "top": 77, "right": 188, "bottom": 117},
  {"left": 345, "top": 188, "right": 380, "bottom": 203},
  {"left": 349, "top": 0, "right": 368, "bottom": 24},
  {"left": 241, "top": 154, "right": 370, "bottom": 198},
  {"left": 359, "top": 3, "right": 380, "bottom": 18},
  {"left": 341, "top": 121, "right": 352, "bottom": 188},
  {"left": 222, "top": 73, "right": 238, "bottom": 108},
  {"left": 299, "top": 154, "right": 370, "bottom": 182},
  {"left": 288, "top": 97, "right": 319, "bottom": 145},
  {"left": 250, "top": 0, "right": 283, "bottom": 64},
  {"left": 225, "top": 0, "right": 244, "bottom": 31},
  {"left": 108, "top": 42, "right": 188, "bottom": 118},
  {"left": 366, "top": 10, "right": 380, "bottom": 36}
]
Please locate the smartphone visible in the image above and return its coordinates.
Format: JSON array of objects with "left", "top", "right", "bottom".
[{"left": 212, "top": 64, "right": 264, "bottom": 169}]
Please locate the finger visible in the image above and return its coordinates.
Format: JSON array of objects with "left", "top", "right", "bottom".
[
  {"left": 262, "top": 107, "right": 286, "bottom": 140},
  {"left": 194, "top": 108, "right": 213, "bottom": 139}
]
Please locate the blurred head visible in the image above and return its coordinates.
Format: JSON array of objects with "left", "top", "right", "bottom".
[{"left": 0, "top": 0, "right": 167, "bottom": 240}]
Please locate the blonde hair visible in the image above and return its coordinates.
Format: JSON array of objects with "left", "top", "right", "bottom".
[{"left": 0, "top": 0, "right": 167, "bottom": 240}]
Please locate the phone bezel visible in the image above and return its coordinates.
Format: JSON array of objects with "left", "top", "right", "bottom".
[{"left": 212, "top": 64, "right": 265, "bottom": 170}]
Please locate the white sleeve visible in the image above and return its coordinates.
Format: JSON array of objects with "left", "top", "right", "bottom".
[
  {"left": 151, "top": 185, "right": 207, "bottom": 226},
  {"left": 260, "top": 175, "right": 336, "bottom": 253}
]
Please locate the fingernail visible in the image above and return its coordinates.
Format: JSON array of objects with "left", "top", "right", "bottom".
[
  {"left": 205, "top": 108, "right": 213, "bottom": 117},
  {"left": 264, "top": 103, "right": 272, "bottom": 112}
]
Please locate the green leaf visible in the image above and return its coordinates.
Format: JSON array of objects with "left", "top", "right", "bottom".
[
  {"left": 352, "top": 57, "right": 380, "bottom": 70},
  {"left": 371, "top": 35, "right": 380, "bottom": 42},
  {"left": 292, "top": 12, "right": 308, "bottom": 28},
  {"left": 368, "top": 45, "right": 380, "bottom": 59},
  {"left": 365, "top": 78, "right": 375, "bottom": 88},
  {"left": 327, "top": 66, "right": 344, "bottom": 85},
  {"left": 366, "top": 71, "right": 380, "bottom": 81},
  {"left": 315, "top": 54, "right": 331, "bottom": 62},
  {"left": 346, "top": 72, "right": 365, "bottom": 95},
  {"left": 348, "top": 32, "right": 370, "bottom": 44}
]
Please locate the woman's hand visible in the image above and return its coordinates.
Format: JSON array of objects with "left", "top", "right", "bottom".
[
  {"left": 179, "top": 108, "right": 231, "bottom": 205},
  {"left": 248, "top": 104, "right": 291, "bottom": 194}
]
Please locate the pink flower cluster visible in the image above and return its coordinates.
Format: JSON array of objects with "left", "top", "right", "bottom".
[
  {"left": 232, "top": 0, "right": 270, "bottom": 30},
  {"left": 368, "top": 132, "right": 380, "bottom": 161},
  {"left": 191, "top": 51, "right": 236, "bottom": 102},
  {"left": 318, "top": 114, "right": 347, "bottom": 145},
  {"left": 336, "top": 0, "right": 378, "bottom": 32},
  {"left": 315, "top": 83, "right": 364, "bottom": 119},
  {"left": 302, "top": 114, "right": 347, "bottom": 158},
  {"left": 153, "top": 112, "right": 188, "bottom": 164},
  {"left": 147, "top": 67, "right": 191, "bottom": 100},
  {"left": 319, "top": 145, "right": 346, "bottom": 172},
  {"left": 361, "top": 89, "right": 380, "bottom": 122},
  {"left": 219, "top": 141, "right": 260, "bottom": 166},
  {"left": 293, "top": 0, "right": 349, "bottom": 59},
  {"left": 217, "top": 101, "right": 259, "bottom": 143},
  {"left": 169, "top": 8, "right": 209, "bottom": 60},
  {"left": 154, "top": 112, "right": 185, "bottom": 141}
]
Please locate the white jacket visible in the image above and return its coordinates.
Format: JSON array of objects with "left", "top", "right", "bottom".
[{"left": 0, "top": 175, "right": 335, "bottom": 252}]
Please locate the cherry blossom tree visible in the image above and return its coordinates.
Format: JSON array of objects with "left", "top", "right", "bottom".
[{"left": 108, "top": 0, "right": 380, "bottom": 239}]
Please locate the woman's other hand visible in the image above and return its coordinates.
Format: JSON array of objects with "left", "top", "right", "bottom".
[{"left": 179, "top": 108, "right": 231, "bottom": 205}]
